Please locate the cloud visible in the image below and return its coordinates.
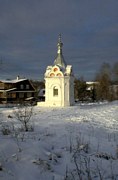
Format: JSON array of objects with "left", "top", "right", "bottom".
[{"left": 0, "top": 0, "right": 118, "bottom": 80}]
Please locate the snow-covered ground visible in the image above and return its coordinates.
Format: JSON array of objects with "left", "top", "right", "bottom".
[{"left": 0, "top": 101, "right": 118, "bottom": 180}]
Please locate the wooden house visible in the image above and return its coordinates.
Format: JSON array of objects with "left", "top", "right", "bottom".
[{"left": 0, "top": 77, "right": 36, "bottom": 104}]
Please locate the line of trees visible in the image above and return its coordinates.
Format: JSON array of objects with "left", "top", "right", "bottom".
[
  {"left": 74, "top": 62, "right": 118, "bottom": 102},
  {"left": 31, "top": 62, "right": 118, "bottom": 103}
]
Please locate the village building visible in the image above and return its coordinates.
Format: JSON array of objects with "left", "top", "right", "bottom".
[
  {"left": 0, "top": 76, "right": 36, "bottom": 104},
  {"left": 86, "top": 81, "right": 99, "bottom": 91},
  {"left": 37, "top": 35, "right": 75, "bottom": 107}
]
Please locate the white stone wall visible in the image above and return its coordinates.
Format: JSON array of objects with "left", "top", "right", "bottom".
[
  {"left": 38, "top": 65, "right": 75, "bottom": 107},
  {"left": 45, "top": 77, "right": 64, "bottom": 106},
  {"left": 44, "top": 75, "right": 74, "bottom": 107}
]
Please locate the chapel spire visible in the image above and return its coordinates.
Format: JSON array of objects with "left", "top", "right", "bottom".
[
  {"left": 57, "top": 34, "right": 63, "bottom": 54},
  {"left": 54, "top": 34, "right": 67, "bottom": 69}
]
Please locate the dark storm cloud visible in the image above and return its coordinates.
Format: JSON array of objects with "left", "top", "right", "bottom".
[{"left": 0, "top": 0, "right": 118, "bottom": 80}]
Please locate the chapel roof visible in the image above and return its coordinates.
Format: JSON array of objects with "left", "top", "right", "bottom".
[{"left": 54, "top": 35, "right": 67, "bottom": 69}]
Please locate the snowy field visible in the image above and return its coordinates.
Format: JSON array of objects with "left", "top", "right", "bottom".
[{"left": 0, "top": 101, "right": 118, "bottom": 180}]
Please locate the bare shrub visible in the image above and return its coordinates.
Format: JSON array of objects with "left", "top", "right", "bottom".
[
  {"left": 95, "top": 152, "right": 115, "bottom": 160},
  {"left": 1, "top": 124, "right": 11, "bottom": 135},
  {"left": 33, "top": 158, "right": 52, "bottom": 171},
  {"left": 14, "top": 103, "right": 33, "bottom": 132}
]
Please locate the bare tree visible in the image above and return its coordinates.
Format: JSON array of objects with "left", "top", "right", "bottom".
[{"left": 14, "top": 103, "right": 33, "bottom": 132}]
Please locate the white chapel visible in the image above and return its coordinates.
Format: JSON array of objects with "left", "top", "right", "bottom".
[{"left": 37, "top": 35, "right": 75, "bottom": 107}]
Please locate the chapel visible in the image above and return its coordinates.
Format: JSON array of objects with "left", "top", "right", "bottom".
[{"left": 38, "top": 35, "right": 74, "bottom": 107}]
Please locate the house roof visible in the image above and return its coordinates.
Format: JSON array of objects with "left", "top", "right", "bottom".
[{"left": 0, "top": 78, "right": 27, "bottom": 84}]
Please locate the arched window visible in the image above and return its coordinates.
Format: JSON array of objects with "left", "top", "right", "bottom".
[{"left": 53, "top": 86, "right": 58, "bottom": 96}]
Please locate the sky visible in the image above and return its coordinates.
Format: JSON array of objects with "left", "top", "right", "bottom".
[{"left": 0, "top": 0, "right": 118, "bottom": 81}]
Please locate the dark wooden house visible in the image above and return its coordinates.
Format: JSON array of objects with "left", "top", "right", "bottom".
[{"left": 0, "top": 77, "right": 36, "bottom": 104}]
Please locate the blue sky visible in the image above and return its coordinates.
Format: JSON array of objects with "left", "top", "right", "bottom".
[{"left": 0, "top": 0, "right": 118, "bottom": 81}]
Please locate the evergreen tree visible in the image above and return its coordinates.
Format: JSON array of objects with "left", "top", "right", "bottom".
[
  {"left": 74, "top": 77, "right": 87, "bottom": 102},
  {"left": 95, "top": 63, "right": 111, "bottom": 101},
  {"left": 113, "top": 62, "right": 118, "bottom": 82}
]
